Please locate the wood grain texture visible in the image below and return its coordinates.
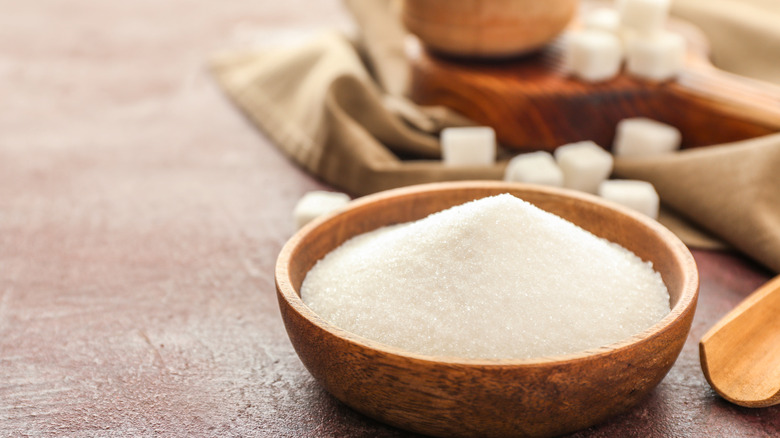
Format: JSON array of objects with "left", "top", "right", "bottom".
[
  {"left": 407, "top": 22, "right": 780, "bottom": 151},
  {"left": 700, "top": 275, "right": 780, "bottom": 408},
  {"left": 400, "top": 0, "right": 576, "bottom": 58},
  {"left": 276, "top": 181, "right": 699, "bottom": 438},
  {"left": 0, "top": 0, "right": 779, "bottom": 437}
]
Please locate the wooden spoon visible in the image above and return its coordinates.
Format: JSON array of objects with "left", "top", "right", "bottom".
[{"left": 700, "top": 275, "right": 780, "bottom": 407}]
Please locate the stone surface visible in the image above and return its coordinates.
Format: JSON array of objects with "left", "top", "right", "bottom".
[{"left": 0, "top": 1, "right": 778, "bottom": 437}]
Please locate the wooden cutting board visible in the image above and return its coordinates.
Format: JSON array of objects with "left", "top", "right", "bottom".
[{"left": 407, "top": 17, "right": 780, "bottom": 151}]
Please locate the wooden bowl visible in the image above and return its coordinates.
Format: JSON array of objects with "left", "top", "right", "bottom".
[
  {"left": 401, "top": 0, "right": 577, "bottom": 58},
  {"left": 275, "top": 181, "right": 699, "bottom": 438}
]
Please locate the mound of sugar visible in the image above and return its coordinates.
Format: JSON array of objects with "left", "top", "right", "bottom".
[{"left": 301, "top": 194, "right": 670, "bottom": 360}]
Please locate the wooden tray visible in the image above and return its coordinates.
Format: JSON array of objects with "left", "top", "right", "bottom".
[{"left": 407, "top": 18, "right": 780, "bottom": 151}]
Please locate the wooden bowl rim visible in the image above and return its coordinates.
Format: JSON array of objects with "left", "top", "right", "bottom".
[{"left": 276, "top": 181, "right": 699, "bottom": 367}]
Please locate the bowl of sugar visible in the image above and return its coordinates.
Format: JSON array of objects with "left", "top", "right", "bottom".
[{"left": 276, "top": 181, "right": 698, "bottom": 438}]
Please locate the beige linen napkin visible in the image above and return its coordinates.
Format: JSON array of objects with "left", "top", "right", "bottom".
[
  {"left": 614, "top": 134, "right": 780, "bottom": 273},
  {"left": 672, "top": 0, "right": 780, "bottom": 84},
  {"left": 211, "top": 0, "right": 780, "bottom": 272},
  {"left": 212, "top": 30, "right": 502, "bottom": 195}
]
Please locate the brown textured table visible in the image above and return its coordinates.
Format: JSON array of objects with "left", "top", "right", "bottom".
[{"left": 1, "top": 1, "right": 778, "bottom": 436}]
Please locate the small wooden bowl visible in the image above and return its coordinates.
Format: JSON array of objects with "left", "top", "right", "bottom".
[
  {"left": 276, "top": 181, "right": 699, "bottom": 438},
  {"left": 401, "top": 0, "right": 577, "bottom": 58}
]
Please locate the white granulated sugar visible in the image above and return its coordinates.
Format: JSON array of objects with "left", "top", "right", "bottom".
[{"left": 301, "top": 194, "right": 670, "bottom": 360}]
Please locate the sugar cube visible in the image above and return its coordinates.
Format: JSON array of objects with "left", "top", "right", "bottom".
[
  {"left": 598, "top": 180, "right": 660, "bottom": 219},
  {"left": 554, "top": 141, "right": 614, "bottom": 194},
  {"left": 583, "top": 8, "right": 621, "bottom": 35},
  {"left": 293, "top": 191, "right": 351, "bottom": 229},
  {"left": 613, "top": 117, "right": 682, "bottom": 158},
  {"left": 565, "top": 30, "right": 623, "bottom": 82},
  {"left": 626, "top": 31, "right": 686, "bottom": 81},
  {"left": 441, "top": 127, "right": 496, "bottom": 167},
  {"left": 619, "top": 0, "right": 670, "bottom": 35},
  {"left": 504, "top": 151, "right": 564, "bottom": 187}
]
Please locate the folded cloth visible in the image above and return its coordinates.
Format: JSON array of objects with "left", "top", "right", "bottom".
[
  {"left": 615, "top": 134, "right": 780, "bottom": 273},
  {"left": 212, "top": 31, "right": 502, "bottom": 195},
  {"left": 211, "top": 0, "right": 780, "bottom": 272},
  {"left": 672, "top": 0, "right": 780, "bottom": 84}
]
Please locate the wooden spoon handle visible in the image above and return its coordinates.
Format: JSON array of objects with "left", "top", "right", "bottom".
[
  {"left": 672, "top": 57, "right": 780, "bottom": 136},
  {"left": 699, "top": 275, "right": 780, "bottom": 408}
]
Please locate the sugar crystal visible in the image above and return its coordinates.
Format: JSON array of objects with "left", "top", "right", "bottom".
[{"left": 301, "top": 194, "right": 670, "bottom": 360}]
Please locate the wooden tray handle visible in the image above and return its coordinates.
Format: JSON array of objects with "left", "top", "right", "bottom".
[{"left": 407, "top": 19, "right": 780, "bottom": 151}]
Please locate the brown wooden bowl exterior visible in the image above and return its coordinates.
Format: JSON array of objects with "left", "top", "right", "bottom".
[
  {"left": 401, "top": 0, "right": 577, "bottom": 58},
  {"left": 276, "top": 181, "right": 699, "bottom": 438}
]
